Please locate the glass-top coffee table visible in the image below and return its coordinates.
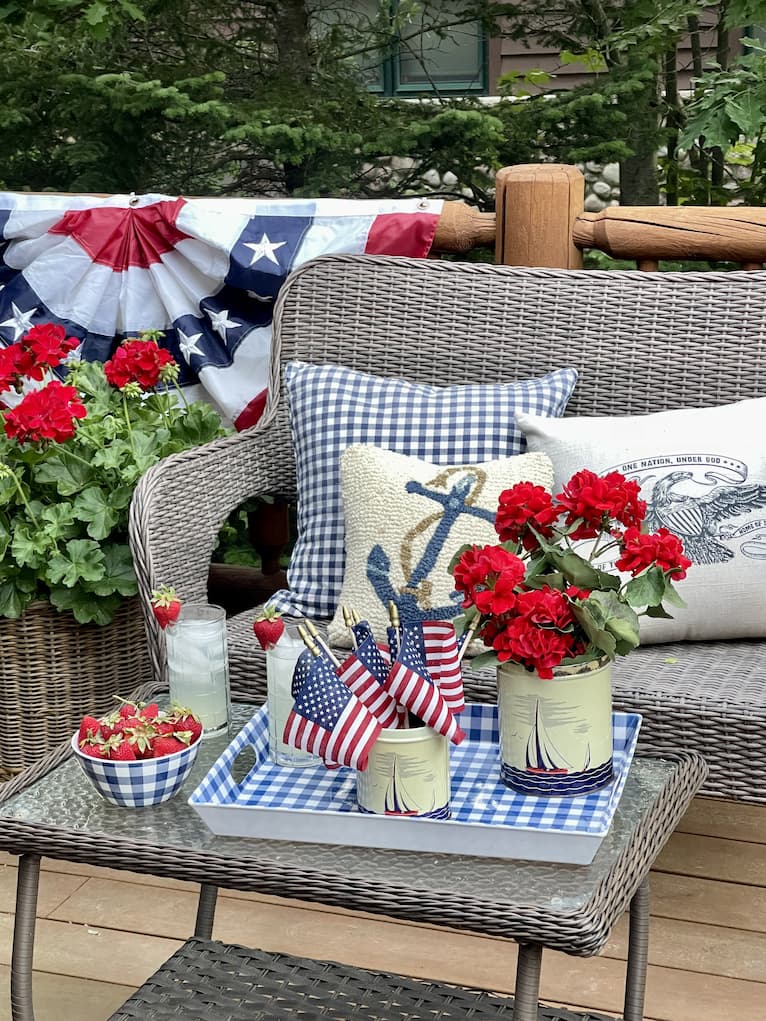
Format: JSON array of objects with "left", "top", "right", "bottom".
[{"left": 0, "top": 699, "right": 707, "bottom": 1021}]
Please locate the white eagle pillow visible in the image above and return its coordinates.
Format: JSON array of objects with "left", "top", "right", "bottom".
[
  {"left": 517, "top": 397, "right": 766, "bottom": 644},
  {"left": 328, "top": 445, "right": 554, "bottom": 647}
]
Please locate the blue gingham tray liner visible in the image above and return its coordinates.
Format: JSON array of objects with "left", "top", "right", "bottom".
[{"left": 189, "top": 705, "right": 641, "bottom": 837}]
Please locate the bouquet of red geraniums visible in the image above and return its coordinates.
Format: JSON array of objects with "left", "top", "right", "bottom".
[
  {"left": 0, "top": 324, "right": 224, "bottom": 624},
  {"left": 450, "top": 469, "right": 691, "bottom": 678}
]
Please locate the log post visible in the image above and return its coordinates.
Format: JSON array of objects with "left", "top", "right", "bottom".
[{"left": 494, "top": 165, "right": 584, "bottom": 268}]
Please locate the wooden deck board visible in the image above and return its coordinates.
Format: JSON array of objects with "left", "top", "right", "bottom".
[{"left": 0, "top": 795, "right": 762, "bottom": 1020}]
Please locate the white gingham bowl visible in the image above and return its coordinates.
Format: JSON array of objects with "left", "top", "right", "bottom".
[{"left": 71, "top": 733, "right": 200, "bottom": 807}]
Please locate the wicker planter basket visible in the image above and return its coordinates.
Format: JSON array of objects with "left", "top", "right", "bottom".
[{"left": 0, "top": 597, "right": 153, "bottom": 774}]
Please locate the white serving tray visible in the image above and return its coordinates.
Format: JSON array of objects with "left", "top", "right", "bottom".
[{"left": 189, "top": 704, "right": 641, "bottom": 865}]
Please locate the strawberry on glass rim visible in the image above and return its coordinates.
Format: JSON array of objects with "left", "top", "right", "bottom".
[
  {"left": 151, "top": 585, "right": 182, "bottom": 629},
  {"left": 252, "top": 607, "right": 285, "bottom": 651}
]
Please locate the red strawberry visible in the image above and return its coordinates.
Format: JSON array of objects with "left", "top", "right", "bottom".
[
  {"left": 109, "top": 739, "right": 137, "bottom": 761},
  {"left": 118, "top": 701, "right": 140, "bottom": 719},
  {"left": 252, "top": 607, "right": 284, "bottom": 651},
  {"left": 125, "top": 721, "right": 159, "bottom": 759},
  {"left": 155, "top": 720, "right": 175, "bottom": 736},
  {"left": 171, "top": 709, "right": 202, "bottom": 743},
  {"left": 78, "top": 715, "right": 103, "bottom": 744},
  {"left": 140, "top": 703, "right": 160, "bottom": 720},
  {"left": 151, "top": 585, "right": 182, "bottom": 629},
  {"left": 113, "top": 715, "right": 143, "bottom": 734},
  {"left": 153, "top": 736, "right": 187, "bottom": 758},
  {"left": 79, "top": 738, "right": 108, "bottom": 759}
]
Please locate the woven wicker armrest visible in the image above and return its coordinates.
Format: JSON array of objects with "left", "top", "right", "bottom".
[{"left": 129, "top": 423, "right": 291, "bottom": 684}]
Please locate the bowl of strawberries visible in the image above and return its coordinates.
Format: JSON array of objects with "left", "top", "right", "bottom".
[{"left": 72, "top": 700, "right": 203, "bottom": 807}]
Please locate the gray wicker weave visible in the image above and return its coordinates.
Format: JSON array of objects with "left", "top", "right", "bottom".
[
  {"left": 128, "top": 254, "right": 766, "bottom": 802},
  {"left": 107, "top": 937, "right": 616, "bottom": 1020},
  {"left": 0, "top": 597, "right": 153, "bottom": 774}
]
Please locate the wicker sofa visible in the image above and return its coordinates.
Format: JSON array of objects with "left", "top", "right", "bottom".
[{"left": 129, "top": 253, "right": 766, "bottom": 803}]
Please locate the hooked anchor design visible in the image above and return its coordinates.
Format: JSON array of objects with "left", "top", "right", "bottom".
[{"left": 366, "top": 466, "right": 495, "bottom": 623}]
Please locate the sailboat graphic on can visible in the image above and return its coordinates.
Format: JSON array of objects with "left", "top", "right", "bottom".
[
  {"left": 384, "top": 759, "right": 422, "bottom": 816},
  {"left": 525, "top": 700, "right": 571, "bottom": 775}
]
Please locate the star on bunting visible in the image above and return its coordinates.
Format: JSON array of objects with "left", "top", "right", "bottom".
[
  {"left": 0, "top": 302, "right": 38, "bottom": 341},
  {"left": 178, "top": 328, "right": 204, "bottom": 362},
  {"left": 208, "top": 308, "right": 240, "bottom": 341},
  {"left": 243, "top": 233, "right": 287, "bottom": 266}
]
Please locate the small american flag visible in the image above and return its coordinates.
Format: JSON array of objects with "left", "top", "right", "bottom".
[
  {"left": 337, "top": 635, "right": 403, "bottom": 728},
  {"left": 385, "top": 630, "right": 465, "bottom": 746},
  {"left": 283, "top": 652, "right": 382, "bottom": 770},
  {"left": 412, "top": 621, "right": 465, "bottom": 715},
  {"left": 351, "top": 619, "right": 374, "bottom": 646}
]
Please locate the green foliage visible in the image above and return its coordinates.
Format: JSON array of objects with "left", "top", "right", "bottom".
[
  {"left": 0, "top": 0, "right": 508, "bottom": 201},
  {"left": 0, "top": 339, "right": 226, "bottom": 623}
]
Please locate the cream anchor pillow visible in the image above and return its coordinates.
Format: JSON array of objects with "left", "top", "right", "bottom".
[
  {"left": 517, "top": 397, "right": 766, "bottom": 643},
  {"left": 328, "top": 445, "right": 554, "bottom": 647}
]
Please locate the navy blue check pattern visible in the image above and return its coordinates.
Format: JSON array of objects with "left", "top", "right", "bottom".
[
  {"left": 270, "top": 361, "right": 579, "bottom": 619},
  {"left": 72, "top": 736, "right": 199, "bottom": 808},
  {"left": 189, "top": 705, "right": 640, "bottom": 837}
]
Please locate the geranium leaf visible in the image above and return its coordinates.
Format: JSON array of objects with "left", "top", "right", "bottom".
[
  {"left": 547, "top": 550, "right": 620, "bottom": 590},
  {"left": 0, "top": 578, "right": 33, "bottom": 617},
  {"left": 72, "top": 486, "right": 119, "bottom": 539},
  {"left": 663, "top": 580, "right": 688, "bottom": 609},
  {"left": 91, "top": 544, "right": 137, "bottom": 597},
  {"left": 588, "top": 590, "right": 640, "bottom": 650},
  {"left": 624, "top": 566, "right": 665, "bottom": 608},
  {"left": 0, "top": 515, "right": 10, "bottom": 559},
  {"left": 40, "top": 503, "right": 76, "bottom": 539},
  {"left": 571, "top": 602, "right": 617, "bottom": 660},
  {"left": 645, "top": 604, "right": 674, "bottom": 619},
  {"left": 129, "top": 430, "right": 162, "bottom": 474},
  {"left": 10, "top": 526, "right": 51, "bottom": 569},
  {"left": 34, "top": 455, "right": 92, "bottom": 496},
  {"left": 45, "top": 539, "right": 105, "bottom": 587},
  {"left": 91, "top": 438, "right": 133, "bottom": 472},
  {"left": 50, "top": 586, "right": 122, "bottom": 625}
]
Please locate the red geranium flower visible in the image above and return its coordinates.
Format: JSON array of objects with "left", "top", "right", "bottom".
[
  {"left": 453, "top": 544, "right": 525, "bottom": 615},
  {"left": 3, "top": 381, "right": 87, "bottom": 444},
  {"left": 21, "top": 323, "right": 79, "bottom": 371},
  {"left": 0, "top": 345, "right": 20, "bottom": 392},
  {"left": 495, "top": 481, "right": 559, "bottom": 549},
  {"left": 555, "top": 468, "right": 646, "bottom": 539},
  {"left": 104, "top": 339, "right": 176, "bottom": 391},
  {"left": 491, "top": 617, "right": 577, "bottom": 678},
  {"left": 515, "top": 586, "right": 574, "bottom": 630},
  {"left": 615, "top": 526, "right": 692, "bottom": 580}
]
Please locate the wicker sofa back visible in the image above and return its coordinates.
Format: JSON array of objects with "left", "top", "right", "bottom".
[{"left": 130, "top": 253, "right": 766, "bottom": 802}]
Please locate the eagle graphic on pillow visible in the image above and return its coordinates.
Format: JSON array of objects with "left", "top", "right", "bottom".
[{"left": 644, "top": 470, "right": 766, "bottom": 565}]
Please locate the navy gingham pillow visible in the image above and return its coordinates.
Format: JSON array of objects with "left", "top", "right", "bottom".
[{"left": 269, "top": 361, "right": 579, "bottom": 619}]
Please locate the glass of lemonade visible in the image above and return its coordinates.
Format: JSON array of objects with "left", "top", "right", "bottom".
[{"left": 165, "top": 604, "right": 231, "bottom": 739}]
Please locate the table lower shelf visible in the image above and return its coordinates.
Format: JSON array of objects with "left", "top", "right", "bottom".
[{"left": 108, "top": 937, "right": 616, "bottom": 1021}]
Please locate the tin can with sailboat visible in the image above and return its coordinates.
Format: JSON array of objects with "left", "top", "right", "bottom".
[{"left": 355, "top": 726, "right": 450, "bottom": 818}]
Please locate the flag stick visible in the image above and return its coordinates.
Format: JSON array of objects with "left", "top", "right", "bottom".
[
  {"left": 342, "top": 605, "right": 358, "bottom": 649},
  {"left": 456, "top": 615, "right": 480, "bottom": 665},
  {"left": 305, "top": 619, "right": 342, "bottom": 668}
]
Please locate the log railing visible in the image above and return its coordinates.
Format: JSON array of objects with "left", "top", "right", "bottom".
[{"left": 493, "top": 163, "right": 766, "bottom": 271}]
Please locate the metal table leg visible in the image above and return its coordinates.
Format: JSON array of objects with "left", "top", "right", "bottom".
[
  {"left": 11, "top": 853, "right": 41, "bottom": 1021},
  {"left": 624, "top": 876, "right": 650, "bottom": 1021},
  {"left": 514, "top": 942, "right": 543, "bottom": 1021},
  {"left": 194, "top": 883, "right": 219, "bottom": 940}
]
